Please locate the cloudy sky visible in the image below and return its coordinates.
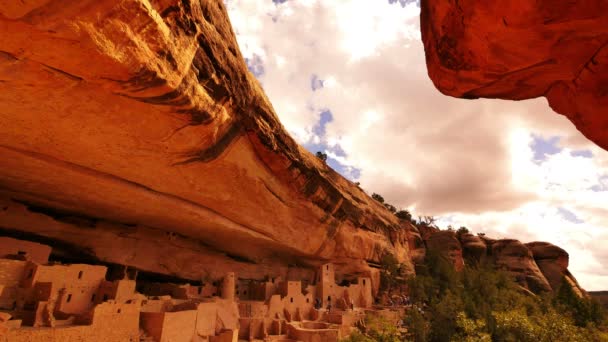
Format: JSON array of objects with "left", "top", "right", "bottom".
[{"left": 225, "top": 0, "right": 608, "bottom": 291}]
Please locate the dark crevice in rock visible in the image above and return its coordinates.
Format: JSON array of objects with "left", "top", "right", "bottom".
[
  {"left": 262, "top": 182, "right": 289, "bottom": 206},
  {"left": 14, "top": 200, "right": 102, "bottom": 229},
  {"left": 0, "top": 226, "right": 97, "bottom": 263},
  {"left": 41, "top": 63, "right": 83, "bottom": 81},
  {"left": 0, "top": 227, "right": 204, "bottom": 286},
  {"left": 225, "top": 253, "right": 257, "bottom": 265},
  {"left": 136, "top": 270, "right": 202, "bottom": 286},
  {"left": 0, "top": 50, "right": 19, "bottom": 61},
  {"left": 177, "top": 121, "right": 242, "bottom": 164}
]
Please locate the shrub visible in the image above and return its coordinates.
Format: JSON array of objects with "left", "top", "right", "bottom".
[
  {"left": 379, "top": 252, "right": 406, "bottom": 293},
  {"left": 401, "top": 252, "right": 606, "bottom": 341},
  {"left": 384, "top": 203, "right": 397, "bottom": 213},
  {"left": 405, "top": 307, "right": 430, "bottom": 342},
  {"left": 372, "top": 193, "right": 385, "bottom": 203},
  {"left": 456, "top": 226, "right": 470, "bottom": 239},
  {"left": 554, "top": 277, "right": 606, "bottom": 327},
  {"left": 341, "top": 316, "right": 402, "bottom": 342},
  {"left": 453, "top": 312, "right": 491, "bottom": 342},
  {"left": 395, "top": 209, "right": 412, "bottom": 221},
  {"left": 315, "top": 151, "right": 328, "bottom": 162}
]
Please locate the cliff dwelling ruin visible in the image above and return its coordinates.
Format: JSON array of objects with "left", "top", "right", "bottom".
[{"left": 0, "top": 0, "right": 606, "bottom": 341}]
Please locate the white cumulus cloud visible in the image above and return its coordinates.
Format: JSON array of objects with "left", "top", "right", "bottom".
[{"left": 226, "top": 0, "right": 608, "bottom": 291}]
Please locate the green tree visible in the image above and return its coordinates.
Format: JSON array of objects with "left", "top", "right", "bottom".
[
  {"left": 555, "top": 278, "right": 606, "bottom": 327},
  {"left": 395, "top": 209, "right": 412, "bottom": 221},
  {"left": 453, "top": 312, "right": 491, "bottom": 342},
  {"left": 457, "top": 226, "right": 470, "bottom": 239},
  {"left": 379, "top": 253, "right": 405, "bottom": 293},
  {"left": 405, "top": 308, "right": 430, "bottom": 342},
  {"left": 316, "top": 151, "right": 328, "bottom": 162},
  {"left": 384, "top": 203, "right": 397, "bottom": 213},
  {"left": 372, "top": 193, "right": 385, "bottom": 203}
]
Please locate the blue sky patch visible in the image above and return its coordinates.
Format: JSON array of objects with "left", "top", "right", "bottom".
[
  {"left": 388, "top": 0, "right": 420, "bottom": 7},
  {"left": 312, "top": 110, "right": 332, "bottom": 136},
  {"left": 571, "top": 149, "right": 593, "bottom": 158},
  {"left": 557, "top": 207, "right": 584, "bottom": 224},
  {"left": 245, "top": 54, "right": 264, "bottom": 78},
  {"left": 310, "top": 74, "right": 324, "bottom": 91},
  {"left": 303, "top": 110, "right": 361, "bottom": 180},
  {"left": 591, "top": 175, "right": 608, "bottom": 192},
  {"left": 243, "top": 56, "right": 359, "bottom": 181},
  {"left": 530, "top": 135, "right": 562, "bottom": 162}
]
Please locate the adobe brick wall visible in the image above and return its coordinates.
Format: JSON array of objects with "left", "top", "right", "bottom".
[{"left": 0, "top": 259, "right": 26, "bottom": 309}]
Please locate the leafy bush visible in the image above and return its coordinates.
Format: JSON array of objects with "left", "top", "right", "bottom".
[
  {"left": 401, "top": 253, "right": 607, "bottom": 341},
  {"left": 405, "top": 307, "right": 430, "bottom": 342},
  {"left": 316, "top": 151, "right": 328, "bottom": 162},
  {"left": 493, "top": 309, "right": 593, "bottom": 342},
  {"left": 554, "top": 277, "right": 606, "bottom": 327},
  {"left": 453, "top": 312, "right": 491, "bottom": 342},
  {"left": 384, "top": 203, "right": 397, "bottom": 213},
  {"left": 372, "top": 193, "right": 385, "bottom": 203},
  {"left": 456, "top": 226, "right": 470, "bottom": 239},
  {"left": 379, "top": 253, "right": 406, "bottom": 293},
  {"left": 341, "top": 315, "right": 402, "bottom": 342},
  {"left": 395, "top": 209, "right": 412, "bottom": 221}
]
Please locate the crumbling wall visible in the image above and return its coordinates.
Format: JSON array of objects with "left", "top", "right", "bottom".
[{"left": 0, "top": 259, "right": 26, "bottom": 309}]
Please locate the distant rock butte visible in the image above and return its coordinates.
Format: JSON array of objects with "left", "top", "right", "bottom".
[
  {"left": 590, "top": 291, "right": 608, "bottom": 310},
  {"left": 421, "top": 0, "right": 608, "bottom": 150},
  {"left": 0, "top": 0, "right": 587, "bottom": 298},
  {"left": 418, "top": 230, "right": 585, "bottom": 295}
]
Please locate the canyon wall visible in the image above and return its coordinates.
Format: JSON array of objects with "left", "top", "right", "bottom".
[
  {"left": 0, "top": 0, "right": 589, "bottom": 297},
  {"left": 421, "top": 0, "right": 608, "bottom": 150},
  {"left": 0, "top": 0, "right": 411, "bottom": 286}
]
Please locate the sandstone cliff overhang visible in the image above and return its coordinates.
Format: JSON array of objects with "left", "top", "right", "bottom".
[
  {"left": 0, "top": 1, "right": 412, "bottom": 281},
  {"left": 421, "top": 0, "right": 608, "bottom": 150}
]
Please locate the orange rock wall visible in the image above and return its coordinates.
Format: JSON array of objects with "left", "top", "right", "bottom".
[
  {"left": 0, "top": 0, "right": 412, "bottom": 289},
  {"left": 421, "top": 0, "right": 608, "bottom": 149}
]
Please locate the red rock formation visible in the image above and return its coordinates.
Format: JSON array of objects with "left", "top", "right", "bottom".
[
  {"left": 421, "top": 0, "right": 608, "bottom": 149},
  {"left": 403, "top": 223, "right": 426, "bottom": 266},
  {"left": 458, "top": 233, "right": 486, "bottom": 264},
  {"left": 489, "top": 239, "right": 551, "bottom": 293},
  {"left": 589, "top": 291, "right": 608, "bottom": 310},
  {"left": 421, "top": 231, "right": 587, "bottom": 296},
  {"left": 0, "top": 1, "right": 412, "bottom": 286},
  {"left": 526, "top": 242, "right": 585, "bottom": 296},
  {"left": 0, "top": 0, "right": 591, "bottom": 301},
  {"left": 425, "top": 230, "right": 464, "bottom": 272}
]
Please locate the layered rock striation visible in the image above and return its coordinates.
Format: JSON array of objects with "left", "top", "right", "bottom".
[
  {"left": 0, "top": 0, "right": 590, "bottom": 299},
  {"left": 0, "top": 0, "right": 411, "bottom": 286},
  {"left": 421, "top": 0, "right": 608, "bottom": 149}
]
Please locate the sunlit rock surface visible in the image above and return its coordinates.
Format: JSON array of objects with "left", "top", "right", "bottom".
[
  {"left": 0, "top": 0, "right": 589, "bottom": 299},
  {"left": 421, "top": 0, "right": 608, "bottom": 149},
  {"left": 527, "top": 241, "right": 586, "bottom": 296},
  {"left": 0, "top": 0, "right": 413, "bottom": 286}
]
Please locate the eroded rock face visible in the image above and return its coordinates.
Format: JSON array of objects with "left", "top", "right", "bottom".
[
  {"left": 526, "top": 242, "right": 585, "bottom": 295},
  {"left": 490, "top": 239, "right": 551, "bottom": 293},
  {"left": 459, "top": 233, "right": 486, "bottom": 264},
  {"left": 0, "top": 0, "right": 412, "bottom": 287},
  {"left": 426, "top": 230, "right": 464, "bottom": 271},
  {"left": 421, "top": 0, "right": 608, "bottom": 149},
  {"left": 403, "top": 223, "right": 426, "bottom": 266}
]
